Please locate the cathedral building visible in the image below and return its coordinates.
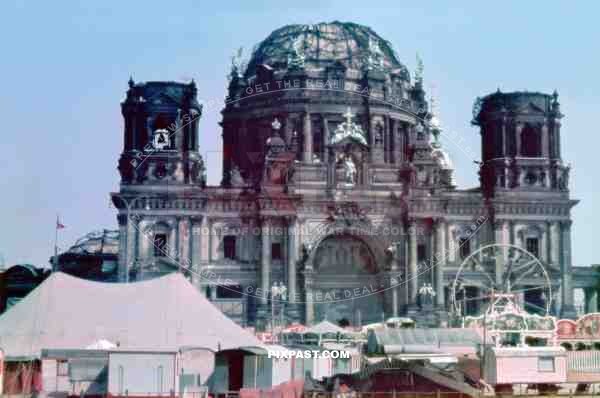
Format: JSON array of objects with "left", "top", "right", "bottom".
[{"left": 111, "top": 22, "right": 583, "bottom": 328}]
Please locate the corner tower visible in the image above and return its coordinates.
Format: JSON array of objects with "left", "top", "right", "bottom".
[
  {"left": 113, "top": 79, "right": 206, "bottom": 283},
  {"left": 118, "top": 79, "right": 205, "bottom": 186},
  {"left": 473, "top": 90, "right": 567, "bottom": 197},
  {"left": 474, "top": 90, "right": 578, "bottom": 318}
]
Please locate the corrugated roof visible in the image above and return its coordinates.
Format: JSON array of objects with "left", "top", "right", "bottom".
[{"left": 369, "top": 328, "right": 482, "bottom": 354}]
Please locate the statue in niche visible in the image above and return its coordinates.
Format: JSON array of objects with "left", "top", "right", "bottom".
[
  {"left": 419, "top": 283, "right": 436, "bottom": 306},
  {"left": 230, "top": 165, "right": 245, "bottom": 186},
  {"left": 173, "top": 161, "right": 185, "bottom": 182},
  {"left": 343, "top": 155, "right": 357, "bottom": 185}
]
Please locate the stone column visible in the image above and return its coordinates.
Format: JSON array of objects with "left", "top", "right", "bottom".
[
  {"left": 322, "top": 116, "right": 329, "bottom": 163},
  {"left": 126, "top": 214, "right": 139, "bottom": 274},
  {"left": 501, "top": 117, "right": 507, "bottom": 157},
  {"left": 175, "top": 109, "right": 183, "bottom": 151},
  {"left": 560, "top": 221, "right": 577, "bottom": 318},
  {"left": 516, "top": 122, "right": 523, "bottom": 156},
  {"left": 303, "top": 112, "right": 312, "bottom": 162},
  {"left": 186, "top": 216, "right": 193, "bottom": 267},
  {"left": 146, "top": 116, "right": 153, "bottom": 148},
  {"left": 498, "top": 221, "right": 511, "bottom": 284},
  {"left": 383, "top": 116, "right": 389, "bottom": 163},
  {"left": 393, "top": 121, "right": 402, "bottom": 164},
  {"left": 554, "top": 119, "right": 562, "bottom": 159},
  {"left": 200, "top": 216, "right": 210, "bottom": 262},
  {"left": 408, "top": 220, "right": 418, "bottom": 307},
  {"left": 137, "top": 219, "right": 150, "bottom": 264},
  {"left": 172, "top": 218, "right": 180, "bottom": 262},
  {"left": 260, "top": 219, "right": 272, "bottom": 305},
  {"left": 169, "top": 220, "right": 177, "bottom": 258},
  {"left": 305, "top": 273, "right": 314, "bottom": 325},
  {"left": 541, "top": 222, "right": 549, "bottom": 263},
  {"left": 287, "top": 218, "right": 298, "bottom": 303},
  {"left": 191, "top": 217, "right": 202, "bottom": 283},
  {"left": 118, "top": 214, "right": 129, "bottom": 282},
  {"left": 541, "top": 122, "right": 550, "bottom": 158},
  {"left": 550, "top": 221, "right": 560, "bottom": 266},
  {"left": 434, "top": 220, "right": 446, "bottom": 307},
  {"left": 177, "top": 217, "right": 189, "bottom": 266},
  {"left": 585, "top": 288, "right": 598, "bottom": 314},
  {"left": 390, "top": 241, "right": 402, "bottom": 317},
  {"left": 210, "top": 220, "right": 219, "bottom": 262}
]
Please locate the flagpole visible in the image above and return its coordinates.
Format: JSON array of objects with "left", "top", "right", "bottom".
[{"left": 53, "top": 214, "right": 59, "bottom": 272}]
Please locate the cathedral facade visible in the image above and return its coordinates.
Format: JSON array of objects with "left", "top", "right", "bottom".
[{"left": 111, "top": 22, "right": 578, "bottom": 328}]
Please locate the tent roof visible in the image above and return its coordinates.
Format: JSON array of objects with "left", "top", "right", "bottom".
[
  {"left": 0, "top": 272, "right": 259, "bottom": 359},
  {"left": 305, "top": 320, "right": 346, "bottom": 335}
]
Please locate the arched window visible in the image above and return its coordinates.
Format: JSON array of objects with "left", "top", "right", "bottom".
[
  {"left": 521, "top": 124, "right": 541, "bottom": 157},
  {"left": 223, "top": 235, "right": 236, "bottom": 259},
  {"left": 152, "top": 222, "right": 172, "bottom": 258}
]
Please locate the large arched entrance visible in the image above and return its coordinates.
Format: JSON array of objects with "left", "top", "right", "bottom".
[{"left": 310, "top": 234, "right": 385, "bottom": 325}]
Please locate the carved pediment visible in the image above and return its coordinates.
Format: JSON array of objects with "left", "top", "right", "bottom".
[
  {"left": 146, "top": 91, "right": 183, "bottom": 106},
  {"left": 326, "top": 202, "right": 370, "bottom": 226},
  {"left": 517, "top": 101, "right": 545, "bottom": 115}
]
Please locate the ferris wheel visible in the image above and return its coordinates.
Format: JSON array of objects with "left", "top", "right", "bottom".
[{"left": 451, "top": 243, "right": 553, "bottom": 316}]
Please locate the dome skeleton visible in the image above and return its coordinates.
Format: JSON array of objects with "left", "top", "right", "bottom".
[{"left": 244, "top": 22, "right": 409, "bottom": 77}]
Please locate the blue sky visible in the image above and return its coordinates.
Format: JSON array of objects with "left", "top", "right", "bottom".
[{"left": 1, "top": 0, "right": 599, "bottom": 268}]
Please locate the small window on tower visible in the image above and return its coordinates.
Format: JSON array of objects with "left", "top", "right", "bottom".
[
  {"left": 526, "top": 237, "right": 540, "bottom": 258},
  {"left": 272, "top": 242, "right": 282, "bottom": 260},
  {"left": 417, "top": 244, "right": 427, "bottom": 262},
  {"left": 459, "top": 237, "right": 471, "bottom": 260},
  {"left": 224, "top": 235, "right": 236, "bottom": 259},
  {"left": 154, "top": 233, "right": 167, "bottom": 257},
  {"left": 153, "top": 114, "right": 175, "bottom": 150},
  {"left": 521, "top": 124, "right": 541, "bottom": 157}
]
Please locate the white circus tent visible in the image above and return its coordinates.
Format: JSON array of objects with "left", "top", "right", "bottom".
[{"left": 0, "top": 272, "right": 259, "bottom": 359}]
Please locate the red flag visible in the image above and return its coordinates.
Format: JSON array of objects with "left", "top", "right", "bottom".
[{"left": 56, "top": 216, "right": 65, "bottom": 230}]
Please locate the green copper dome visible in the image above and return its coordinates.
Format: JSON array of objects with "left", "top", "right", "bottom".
[{"left": 245, "top": 21, "right": 409, "bottom": 79}]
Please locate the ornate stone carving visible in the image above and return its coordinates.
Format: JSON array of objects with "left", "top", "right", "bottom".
[{"left": 330, "top": 108, "right": 368, "bottom": 146}]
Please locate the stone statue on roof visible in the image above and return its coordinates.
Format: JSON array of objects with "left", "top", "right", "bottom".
[
  {"left": 365, "top": 37, "right": 385, "bottom": 71},
  {"left": 229, "top": 47, "right": 246, "bottom": 80},
  {"left": 415, "top": 53, "right": 424, "bottom": 84},
  {"left": 288, "top": 35, "right": 306, "bottom": 70}
]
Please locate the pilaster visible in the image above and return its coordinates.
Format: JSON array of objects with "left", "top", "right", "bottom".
[
  {"left": 117, "top": 214, "right": 128, "bottom": 282},
  {"left": 303, "top": 111, "right": 312, "bottom": 162},
  {"left": 408, "top": 219, "right": 418, "bottom": 308},
  {"left": 260, "top": 218, "right": 272, "bottom": 305},
  {"left": 560, "top": 220, "right": 577, "bottom": 318},
  {"left": 434, "top": 219, "right": 446, "bottom": 308}
]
